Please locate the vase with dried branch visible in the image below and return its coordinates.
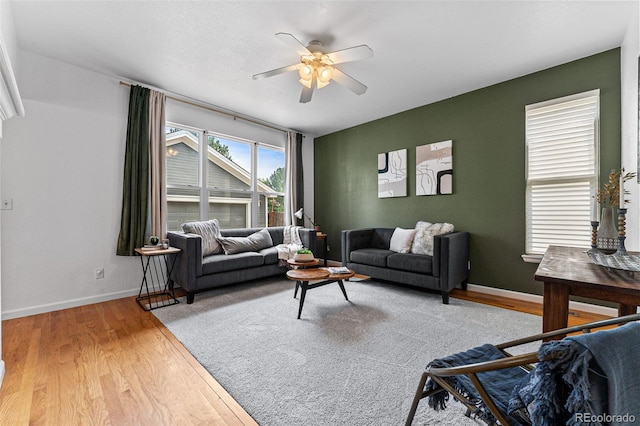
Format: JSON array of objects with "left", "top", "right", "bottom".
[{"left": 595, "top": 169, "right": 636, "bottom": 253}]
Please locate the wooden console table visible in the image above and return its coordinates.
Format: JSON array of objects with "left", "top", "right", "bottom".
[{"left": 535, "top": 245, "right": 640, "bottom": 333}]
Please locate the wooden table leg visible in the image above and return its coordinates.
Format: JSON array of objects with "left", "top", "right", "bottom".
[
  {"left": 543, "top": 282, "right": 570, "bottom": 334},
  {"left": 618, "top": 303, "right": 638, "bottom": 317}
]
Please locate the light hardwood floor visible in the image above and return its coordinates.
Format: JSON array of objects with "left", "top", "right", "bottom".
[{"left": 0, "top": 287, "right": 607, "bottom": 425}]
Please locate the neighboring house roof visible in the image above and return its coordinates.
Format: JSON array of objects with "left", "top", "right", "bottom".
[{"left": 166, "top": 130, "right": 278, "bottom": 193}]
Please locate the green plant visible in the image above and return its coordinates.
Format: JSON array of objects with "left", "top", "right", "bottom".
[{"left": 296, "top": 248, "right": 312, "bottom": 254}]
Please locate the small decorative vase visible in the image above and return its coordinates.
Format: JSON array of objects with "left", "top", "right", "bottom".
[{"left": 597, "top": 207, "right": 618, "bottom": 254}]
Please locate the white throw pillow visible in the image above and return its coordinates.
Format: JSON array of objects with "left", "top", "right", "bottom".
[
  {"left": 181, "top": 219, "right": 223, "bottom": 256},
  {"left": 389, "top": 227, "right": 417, "bottom": 253},
  {"left": 411, "top": 222, "right": 455, "bottom": 256}
]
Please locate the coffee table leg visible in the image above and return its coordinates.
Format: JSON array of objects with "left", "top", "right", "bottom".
[
  {"left": 337, "top": 280, "right": 349, "bottom": 301},
  {"left": 294, "top": 281, "right": 300, "bottom": 298},
  {"left": 297, "top": 281, "right": 308, "bottom": 319}
]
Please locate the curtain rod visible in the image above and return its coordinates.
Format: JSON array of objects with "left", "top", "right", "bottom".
[{"left": 119, "top": 80, "right": 297, "bottom": 135}]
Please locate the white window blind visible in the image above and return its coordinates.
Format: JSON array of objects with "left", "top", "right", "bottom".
[{"left": 525, "top": 90, "right": 599, "bottom": 255}]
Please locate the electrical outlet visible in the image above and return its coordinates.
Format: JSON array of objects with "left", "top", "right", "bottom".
[
  {"left": 1, "top": 198, "right": 12, "bottom": 210},
  {"left": 95, "top": 268, "right": 104, "bottom": 279},
  {"left": 468, "top": 261, "right": 471, "bottom": 270}
]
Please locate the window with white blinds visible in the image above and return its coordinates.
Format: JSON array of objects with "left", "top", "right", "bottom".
[{"left": 525, "top": 90, "right": 599, "bottom": 256}]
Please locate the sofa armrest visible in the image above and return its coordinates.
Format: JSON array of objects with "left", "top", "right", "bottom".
[
  {"left": 167, "top": 231, "right": 202, "bottom": 292},
  {"left": 341, "top": 228, "right": 374, "bottom": 266},
  {"left": 433, "top": 231, "right": 469, "bottom": 292}
]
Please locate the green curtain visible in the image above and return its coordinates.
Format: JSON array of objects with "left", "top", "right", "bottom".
[{"left": 116, "top": 85, "right": 150, "bottom": 256}]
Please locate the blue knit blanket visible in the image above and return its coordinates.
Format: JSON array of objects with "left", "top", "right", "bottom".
[
  {"left": 509, "top": 322, "right": 640, "bottom": 426},
  {"left": 425, "top": 343, "right": 530, "bottom": 425}
]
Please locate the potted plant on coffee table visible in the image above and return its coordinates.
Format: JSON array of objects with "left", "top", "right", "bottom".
[{"left": 293, "top": 248, "right": 314, "bottom": 262}]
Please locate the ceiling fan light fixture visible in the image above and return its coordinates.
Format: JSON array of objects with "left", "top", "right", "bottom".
[
  {"left": 299, "top": 77, "right": 313, "bottom": 89},
  {"left": 316, "top": 66, "right": 332, "bottom": 89},
  {"left": 317, "top": 66, "right": 333, "bottom": 83},
  {"left": 316, "top": 79, "right": 330, "bottom": 89},
  {"left": 298, "top": 64, "right": 313, "bottom": 79}
]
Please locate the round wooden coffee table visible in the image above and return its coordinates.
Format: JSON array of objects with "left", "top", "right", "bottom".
[
  {"left": 286, "top": 258, "right": 320, "bottom": 268},
  {"left": 285, "top": 267, "right": 354, "bottom": 319}
]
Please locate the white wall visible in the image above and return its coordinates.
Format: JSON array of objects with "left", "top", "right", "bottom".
[
  {"left": 0, "top": 0, "right": 20, "bottom": 387},
  {"left": 167, "top": 99, "right": 288, "bottom": 149},
  {"left": 1, "top": 51, "right": 140, "bottom": 319},
  {"left": 621, "top": 1, "right": 640, "bottom": 250}
]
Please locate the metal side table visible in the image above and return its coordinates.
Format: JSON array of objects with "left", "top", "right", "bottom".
[{"left": 134, "top": 246, "right": 181, "bottom": 311}]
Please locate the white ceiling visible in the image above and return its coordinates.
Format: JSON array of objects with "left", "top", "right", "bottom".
[{"left": 10, "top": 0, "right": 638, "bottom": 137}]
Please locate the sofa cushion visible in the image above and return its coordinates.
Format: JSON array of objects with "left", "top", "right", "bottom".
[
  {"left": 390, "top": 227, "right": 416, "bottom": 253},
  {"left": 202, "top": 252, "right": 265, "bottom": 274},
  {"left": 260, "top": 246, "right": 279, "bottom": 265},
  {"left": 217, "top": 228, "right": 274, "bottom": 255},
  {"left": 387, "top": 253, "right": 433, "bottom": 274},
  {"left": 181, "top": 219, "right": 223, "bottom": 256},
  {"left": 350, "top": 248, "right": 393, "bottom": 268},
  {"left": 412, "top": 222, "right": 455, "bottom": 255}
]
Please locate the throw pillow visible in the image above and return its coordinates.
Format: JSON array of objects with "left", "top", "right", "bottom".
[
  {"left": 410, "top": 221, "right": 433, "bottom": 254},
  {"left": 181, "top": 219, "right": 222, "bottom": 256},
  {"left": 389, "top": 227, "right": 417, "bottom": 253},
  {"left": 411, "top": 222, "right": 455, "bottom": 256},
  {"left": 217, "top": 228, "right": 274, "bottom": 255}
]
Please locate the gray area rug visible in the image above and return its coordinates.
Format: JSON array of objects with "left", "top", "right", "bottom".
[{"left": 153, "top": 277, "right": 542, "bottom": 425}]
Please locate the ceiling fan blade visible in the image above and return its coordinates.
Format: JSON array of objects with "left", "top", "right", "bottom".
[
  {"left": 325, "top": 45, "right": 373, "bottom": 65},
  {"left": 299, "top": 76, "right": 315, "bottom": 103},
  {"left": 276, "top": 32, "right": 312, "bottom": 56},
  {"left": 299, "top": 85, "right": 314, "bottom": 103},
  {"left": 252, "top": 63, "right": 300, "bottom": 80},
  {"left": 331, "top": 69, "right": 367, "bottom": 95}
]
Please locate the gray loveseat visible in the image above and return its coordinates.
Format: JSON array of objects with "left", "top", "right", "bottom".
[
  {"left": 341, "top": 227, "right": 469, "bottom": 303},
  {"left": 168, "top": 226, "right": 318, "bottom": 304}
]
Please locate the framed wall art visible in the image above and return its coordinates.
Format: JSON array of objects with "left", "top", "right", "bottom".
[
  {"left": 378, "top": 148, "right": 407, "bottom": 198},
  {"left": 416, "top": 140, "right": 453, "bottom": 195}
]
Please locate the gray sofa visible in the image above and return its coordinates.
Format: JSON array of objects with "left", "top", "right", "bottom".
[
  {"left": 168, "top": 226, "right": 318, "bottom": 304},
  {"left": 341, "top": 228, "right": 469, "bottom": 303}
]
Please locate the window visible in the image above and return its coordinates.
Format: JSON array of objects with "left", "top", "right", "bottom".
[
  {"left": 165, "top": 123, "right": 285, "bottom": 231},
  {"left": 166, "top": 126, "right": 201, "bottom": 231},
  {"left": 525, "top": 90, "right": 599, "bottom": 257},
  {"left": 258, "top": 145, "right": 286, "bottom": 227}
]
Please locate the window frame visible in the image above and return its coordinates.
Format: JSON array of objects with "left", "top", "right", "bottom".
[
  {"left": 523, "top": 90, "right": 600, "bottom": 261},
  {"left": 165, "top": 121, "right": 286, "bottom": 230}
]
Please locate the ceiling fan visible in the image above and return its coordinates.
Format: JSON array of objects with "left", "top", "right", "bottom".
[{"left": 252, "top": 32, "right": 373, "bottom": 103}]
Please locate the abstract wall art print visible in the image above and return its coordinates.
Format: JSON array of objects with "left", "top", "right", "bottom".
[
  {"left": 416, "top": 140, "right": 453, "bottom": 196},
  {"left": 378, "top": 148, "right": 407, "bottom": 198}
]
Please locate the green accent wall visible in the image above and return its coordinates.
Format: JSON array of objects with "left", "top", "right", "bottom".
[{"left": 314, "top": 48, "right": 621, "bottom": 296}]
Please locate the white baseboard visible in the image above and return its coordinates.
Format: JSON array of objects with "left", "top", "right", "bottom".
[
  {"left": 1, "top": 288, "right": 140, "bottom": 320},
  {"left": 0, "top": 360, "right": 5, "bottom": 390},
  {"left": 466, "top": 283, "right": 620, "bottom": 317}
]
